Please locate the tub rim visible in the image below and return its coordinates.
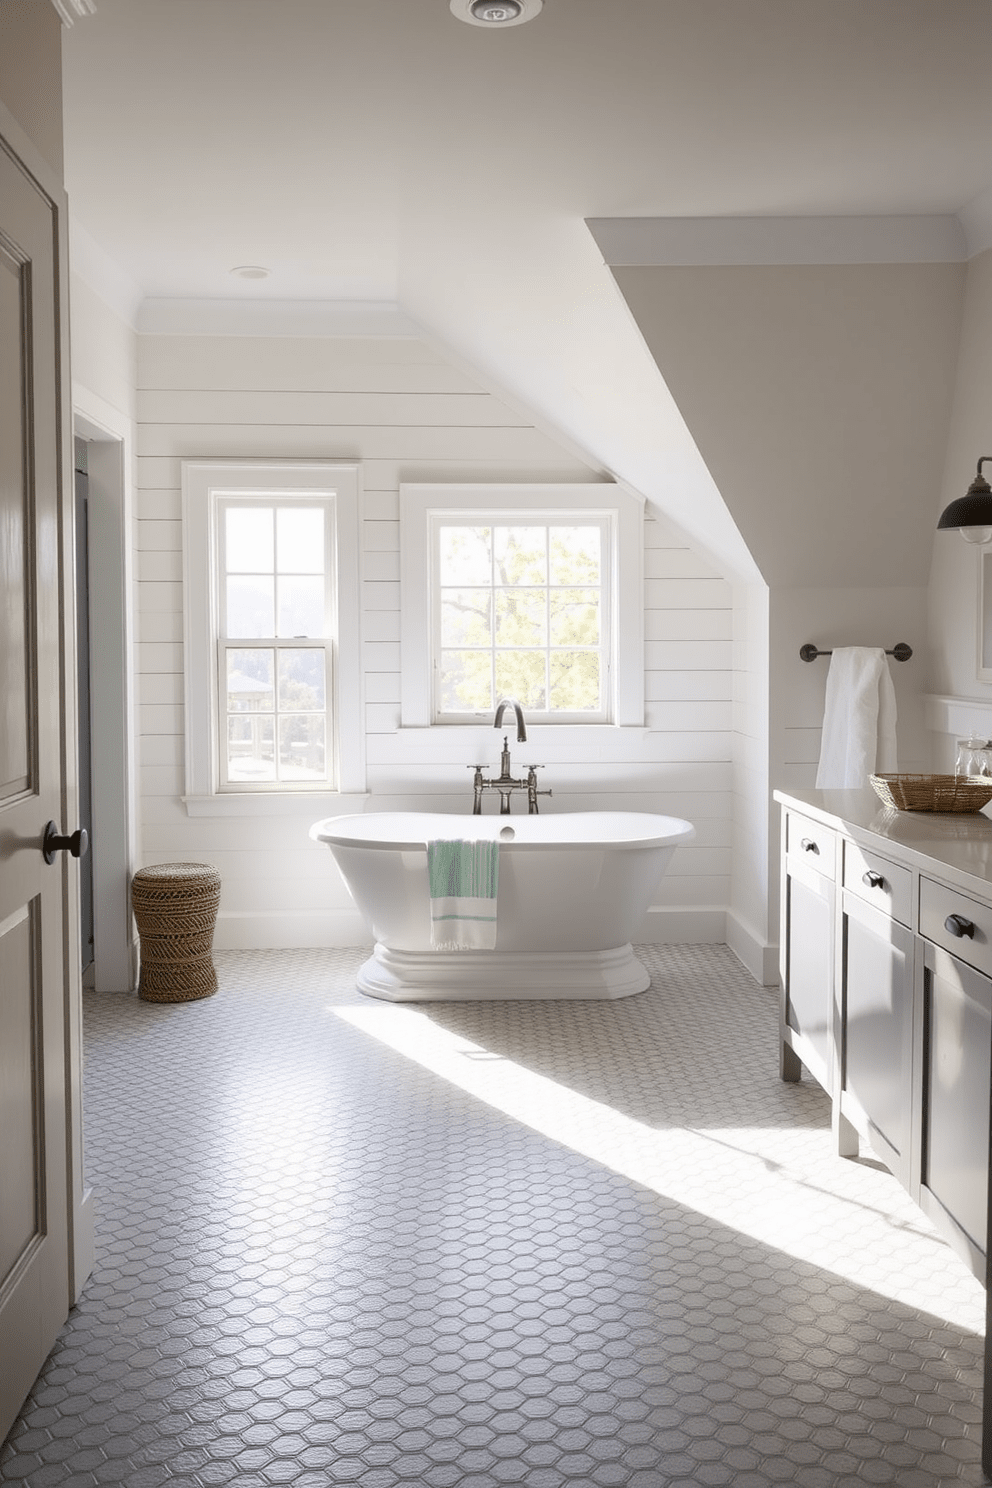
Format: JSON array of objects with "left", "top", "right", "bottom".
[{"left": 310, "top": 810, "right": 695, "bottom": 853}]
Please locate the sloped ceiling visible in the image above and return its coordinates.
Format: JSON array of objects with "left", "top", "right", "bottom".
[
  {"left": 59, "top": 0, "right": 992, "bottom": 580},
  {"left": 609, "top": 258, "right": 966, "bottom": 588}
]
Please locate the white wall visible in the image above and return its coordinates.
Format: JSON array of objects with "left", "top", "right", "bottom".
[
  {"left": 930, "top": 249, "right": 992, "bottom": 690},
  {"left": 134, "top": 329, "right": 733, "bottom": 948},
  {"left": 926, "top": 247, "right": 992, "bottom": 764},
  {"left": 0, "top": 0, "right": 63, "bottom": 177},
  {"left": 610, "top": 258, "right": 966, "bottom": 979},
  {"left": 728, "top": 582, "right": 771, "bottom": 982}
]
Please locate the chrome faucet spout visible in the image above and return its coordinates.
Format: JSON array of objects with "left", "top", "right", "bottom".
[{"left": 493, "top": 696, "right": 527, "bottom": 742}]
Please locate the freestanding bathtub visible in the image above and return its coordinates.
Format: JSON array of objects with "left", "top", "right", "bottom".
[{"left": 310, "top": 811, "right": 695, "bottom": 1002}]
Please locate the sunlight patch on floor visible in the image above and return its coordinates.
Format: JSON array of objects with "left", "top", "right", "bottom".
[{"left": 335, "top": 1001, "right": 985, "bottom": 1336}]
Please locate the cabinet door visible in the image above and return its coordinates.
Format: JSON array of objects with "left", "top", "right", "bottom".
[
  {"left": 783, "top": 858, "right": 834, "bottom": 1091},
  {"left": 917, "top": 941, "right": 990, "bottom": 1281},
  {"left": 839, "top": 890, "right": 914, "bottom": 1185}
]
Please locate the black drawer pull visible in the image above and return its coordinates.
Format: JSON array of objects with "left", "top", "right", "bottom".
[
  {"left": 862, "top": 870, "right": 885, "bottom": 890},
  {"left": 800, "top": 838, "right": 819, "bottom": 854},
  {"left": 944, "top": 913, "right": 976, "bottom": 939}
]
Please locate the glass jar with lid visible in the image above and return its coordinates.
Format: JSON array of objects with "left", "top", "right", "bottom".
[{"left": 955, "top": 737, "right": 992, "bottom": 777}]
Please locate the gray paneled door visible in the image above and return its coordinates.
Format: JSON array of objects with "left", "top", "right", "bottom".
[{"left": 0, "top": 136, "right": 72, "bottom": 1440}]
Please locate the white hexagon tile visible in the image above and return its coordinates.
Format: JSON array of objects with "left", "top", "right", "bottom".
[{"left": 0, "top": 944, "right": 986, "bottom": 1486}]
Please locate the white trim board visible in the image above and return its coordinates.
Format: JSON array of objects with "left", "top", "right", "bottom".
[
  {"left": 73, "top": 389, "right": 139, "bottom": 993},
  {"left": 725, "top": 909, "right": 779, "bottom": 987},
  {"left": 399, "top": 481, "right": 645, "bottom": 731},
  {"left": 211, "top": 908, "right": 372, "bottom": 951},
  {"left": 210, "top": 905, "right": 725, "bottom": 952},
  {"left": 137, "top": 298, "right": 421, "bottom": 339}
]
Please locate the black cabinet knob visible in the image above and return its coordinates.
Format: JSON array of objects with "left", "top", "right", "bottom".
[
  {"left": 862, "top": 870, "right": 885, "bottom": 890},
  {"left": 42, "top": 821, "right": 89, "bottom": 866},
  {"left": 800, "top": 838, "right": 819, "bottom": 854},
  {"left": 944, "top": 913, "right": 976, "bottom": 939}
]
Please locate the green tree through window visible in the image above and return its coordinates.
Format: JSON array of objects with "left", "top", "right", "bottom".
[{"left": 437, "top": 522, "right": 605, "bottom": 717}]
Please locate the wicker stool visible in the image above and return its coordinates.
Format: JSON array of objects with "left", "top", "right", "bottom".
[{"left": 132, "top": 862, "right": 221, "bottom": 1003}]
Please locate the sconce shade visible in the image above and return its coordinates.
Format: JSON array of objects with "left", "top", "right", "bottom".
[{"left": 937, "top": 458, "right": 992, "bottom": 544}]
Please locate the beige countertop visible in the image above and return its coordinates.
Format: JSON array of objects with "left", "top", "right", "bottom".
[{"left": 774, "top": 786, "right": 992, "bottom": 896}]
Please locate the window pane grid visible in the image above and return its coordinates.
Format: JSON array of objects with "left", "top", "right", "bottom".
[
  {"left": 435, "top": 519, "right": 608, "bottom": 719},
  {"left": 217, "top": 499, "right": 333, "bottom": 788},
  {"left": 220, "top": 641, "right": 329, "bottom": 784}
]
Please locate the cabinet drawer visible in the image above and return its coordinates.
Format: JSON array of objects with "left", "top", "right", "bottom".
[
  {"left": 843, "top": 841, "right": 912, "bottom": 927},
  {"left": 785, "top": 811, "right": 836, "bottom": 878},
  {"left": 919, "top": 877, "right": 992, "bottom": 978}
]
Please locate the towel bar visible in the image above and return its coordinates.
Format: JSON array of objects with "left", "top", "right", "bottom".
[{"left": 799, "top": 642, "right": 912, "bottom": 663}]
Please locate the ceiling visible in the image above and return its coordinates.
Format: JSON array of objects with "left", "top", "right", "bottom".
[{"left": 60, "top": 0, "right": 992, "bottom": 577}]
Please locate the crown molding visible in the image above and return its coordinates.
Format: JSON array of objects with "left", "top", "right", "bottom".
[
  {"left": 586, "top": 214, "right": 968, "bottom": 268},
  {"left": 135, "top": 297, "right": 420, "bottom": 338}
]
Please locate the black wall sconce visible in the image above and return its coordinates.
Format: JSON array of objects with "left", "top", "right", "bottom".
[{"left": 937, "top": 457, "right": 992, "bottom": 544}]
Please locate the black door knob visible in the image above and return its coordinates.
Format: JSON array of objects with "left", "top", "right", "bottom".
[
  {"left": 43, "top": 821, "right": 89, "bottom": 866},
  {"left": 944, "top": 913, "right": 976, "bottom": 940}
]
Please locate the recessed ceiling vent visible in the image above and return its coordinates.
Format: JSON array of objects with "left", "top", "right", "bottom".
[{"left": 451, "top": 0, "right": 543, "bottom": 26}]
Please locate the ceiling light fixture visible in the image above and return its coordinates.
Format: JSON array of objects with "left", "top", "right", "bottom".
[
  {"left": 937, "top": 457, "right": 992, "bottom": 545},
  {"left": 230, "top": 265, "right": 270, "bottom": 280},
  {"left": 450, "top": 0, "right": 543, "bottom": 27}
]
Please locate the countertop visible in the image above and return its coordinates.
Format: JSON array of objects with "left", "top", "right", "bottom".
[{"left": 774, "top": 786, "right": 992, "bottom": 897}]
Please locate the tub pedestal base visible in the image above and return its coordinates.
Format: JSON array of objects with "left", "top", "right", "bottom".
[{"left": 357, "top": 943, "right": 650, "bottom": 1002}]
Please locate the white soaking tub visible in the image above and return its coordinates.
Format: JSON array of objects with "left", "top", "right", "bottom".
[{"left": 310, "top": 811, "right": 695, "bottom": 1002}]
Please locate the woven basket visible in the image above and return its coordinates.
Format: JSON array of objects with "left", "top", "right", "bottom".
[
  {"left": 869, "top": 773, "right": 992, "bottom": 814},
  {"left": 132, "top": 862, "right": 221, "bottom": 1002}
]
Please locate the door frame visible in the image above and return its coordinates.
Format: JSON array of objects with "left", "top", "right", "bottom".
[{"left": 72, "top": 393, "right": 138, "bottom": 995}]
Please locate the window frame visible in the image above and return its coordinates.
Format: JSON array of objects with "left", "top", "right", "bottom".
[
  {"left": 400, "top": 483, "right": 644, "bottom": 729},
  {"left": 182, "top": 461, "right": 364, "bottom": 812}
]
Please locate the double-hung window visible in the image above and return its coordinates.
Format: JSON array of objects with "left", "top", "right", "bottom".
[
  {"left": 182, "top": 461, "right": 363, "bottom": 811},
  {"left": 218, "top": 499, "right": 331, "bottom": 787},
  {"left": 401, "top": 483, "right": 643, "bottom": 729}
]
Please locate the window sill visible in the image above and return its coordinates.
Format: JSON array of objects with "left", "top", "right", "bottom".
[
  {"left": 183, "top": 791, "right": 370, "bottom": 819},
  {"left": 398, "top": 723, "right": 648, "bottom": 736}
]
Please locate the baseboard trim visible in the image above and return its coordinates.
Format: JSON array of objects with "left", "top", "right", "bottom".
[
  {"left": 638, "top": 907, "right": 726, "bottom": 944},
  {"left": 725, "top": 910, "right": 779, "bottom": 986},
  {"left": 211, "top": 906, "right": 737, "bottom": 953},
  {"left": 212, "top": 909, "right": 372, "bottom": 950}
]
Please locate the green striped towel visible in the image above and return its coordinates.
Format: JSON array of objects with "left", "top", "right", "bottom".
[{"left": 427, "top": 839, "right": 499, "bottom": 950}]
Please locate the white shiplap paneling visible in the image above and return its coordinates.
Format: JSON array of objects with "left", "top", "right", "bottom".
[{"left": 133, "top": 333, "right": 734, "bottom": 944}]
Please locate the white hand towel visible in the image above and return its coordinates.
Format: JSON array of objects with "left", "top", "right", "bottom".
[
  {"left": 427, "top": 839, "right": 499, "bottom": 950},
  {"left": 815, "top": 647, "right": 898, "bottom": 789}
]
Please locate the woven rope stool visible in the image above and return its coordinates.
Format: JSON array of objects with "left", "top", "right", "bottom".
[{"left": 132, "top": 862, "right": 221, "bottom": 1003}]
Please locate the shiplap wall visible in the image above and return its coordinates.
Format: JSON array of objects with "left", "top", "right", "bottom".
[{"left": 135, "top": 331, "right": 733, "bottom": 947}]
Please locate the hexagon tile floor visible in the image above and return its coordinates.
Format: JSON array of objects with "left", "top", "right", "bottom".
[{"left": 0, "top": 945, "right": 988, "bottom": 1488}]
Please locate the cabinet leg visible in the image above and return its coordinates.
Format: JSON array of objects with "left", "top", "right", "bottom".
[
  {"left": 833, "top": 1105, "right": 859, "bottom": 1160},
  {"left": 781, "top": 1042, "right": 802, "bottom": 1083}
]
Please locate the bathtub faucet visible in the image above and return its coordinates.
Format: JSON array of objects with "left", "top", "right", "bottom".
[
  {"left": 469, "top": 734, "right": 552, "bottom": 815},
  {"left": 493, "top": 696, "right": 527, "bottom": 742}
]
